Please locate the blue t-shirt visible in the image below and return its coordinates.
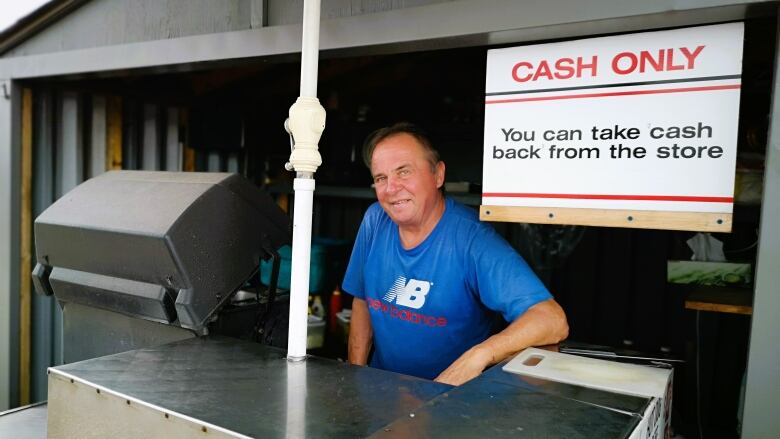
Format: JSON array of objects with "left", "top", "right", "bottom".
[{"left": 342, "top": 198, "right": 551, "bottom": 380}]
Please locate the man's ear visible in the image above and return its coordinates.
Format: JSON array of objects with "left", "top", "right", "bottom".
[{"left": 435, "top": 161, "right": 446, "bottom": 188}]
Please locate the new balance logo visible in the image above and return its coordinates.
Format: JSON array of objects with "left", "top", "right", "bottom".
[{"left": 382, "top": 276, "right": 432, "bottom": 310}]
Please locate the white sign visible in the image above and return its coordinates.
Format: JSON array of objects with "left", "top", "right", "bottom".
[{"left": 482, "top": 23, "right": 744, "bottom": 213}]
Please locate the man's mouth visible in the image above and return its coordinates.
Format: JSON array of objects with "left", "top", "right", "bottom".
[{"left": 390, "top": 199, "right": 411, "bottom": 206}]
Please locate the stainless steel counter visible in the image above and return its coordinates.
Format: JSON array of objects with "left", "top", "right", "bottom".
[
  {"left": 43, "top": 336, "right": 647, "bottom": 438},
  {"left": 0, "top": 402, "right": 47, "bottom": 439},
  {"left": 372, "top": 358, "right": 646, "bottom": 438},
  {"left": 47, "top": 336, "right": 452, "bottom": 438}
]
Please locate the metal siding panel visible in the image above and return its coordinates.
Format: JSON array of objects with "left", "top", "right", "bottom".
[
  {"left": 122, "top": 100, "right": 139, "bottom": 170},
  {"left": 0, "top": 81, "right": 12, "bottom": 410},
  {"left": 266, "top": 0, "right": 452, "bottom": 25},
  {"left": 53, "top": 91, "right": 82, "bottom": 371},
  {"left": 0, "top": 80, "right": 22, "bottom": 410},
  {"left": 31, "top": 90, "right": 57, "bottom": 403},
  {"left": 207, "top": 151, "right": 222, "bottom": 172},
  {"left": 0, "top": 0, "right": 766, "bottom": 81},
  {"left": 266, "top": 0, "right": 303, "bottom": 26},
  {"left": 227, "top": 153, "right": 239, "bottom": 173},
  {"left": 400, "top": 0, "right": 453, "bottom": 7},
  {"left": 141, "top": 104, "right": 159, "bottom": 170},
  {"left": 32, "top": 91, "right": 55, "bottom": 217},
  {"left": 52, "top": 302, "right": 63, "bottom": 368},
  {"left": 5, "top": 0, "right": 255, "bottom": 57},
  {"left": 250, "top": 0, "right": 267, "bottom": 28},
  {"left": 165, "top": 107, "right": 181, "bottom": 171},
  {"left": 58, "top": 92, "right": 82, "bottom": 196},
  {"left": 89, "top": 95, "right": 107, "bottom": 178},
  {"left": 8, "top": 83, "right": 21, "bottom": 411},
  {"left": 742, "top": 12, "right": 780, "bottom": 438}
]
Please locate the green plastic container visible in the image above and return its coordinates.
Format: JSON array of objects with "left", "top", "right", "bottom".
[{"left": 260, "top": 238, "right": 347, "bottom": 293}]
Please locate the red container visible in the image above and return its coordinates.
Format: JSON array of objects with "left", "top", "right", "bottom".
[{"left": 329, "top": 289, "right": 342, "bottom": 331}]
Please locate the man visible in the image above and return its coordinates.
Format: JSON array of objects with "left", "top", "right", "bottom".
[{"left": 342, "top": 123, "right": 568, "bottom": 386}]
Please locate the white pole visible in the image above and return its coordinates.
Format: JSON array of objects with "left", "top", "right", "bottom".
[
  {"left": 285, "top": 0, "right": 325, "bottom": 361},
  {"left": 287, "top": 178, "right": 315, "bottom": 360},
  {"left": 300, "top": 0, "right": 321, "bottom": 98}
]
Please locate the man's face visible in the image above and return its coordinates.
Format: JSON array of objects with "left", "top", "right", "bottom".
[{"left": 370, "top": 133, "right": 445, "bottom": 229}]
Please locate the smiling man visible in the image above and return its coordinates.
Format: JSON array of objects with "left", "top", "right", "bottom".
[{"left": 342, "top": 122, "right": 569, "bottom": 386}]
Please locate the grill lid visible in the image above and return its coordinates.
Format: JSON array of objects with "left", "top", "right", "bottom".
[{"left": 32, "top": 170, "right": 290, "bottom": 332}]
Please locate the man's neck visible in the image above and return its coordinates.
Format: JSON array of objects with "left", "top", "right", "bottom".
[{"left": 398, "top": 195, "right": 446, "bottom": 249}]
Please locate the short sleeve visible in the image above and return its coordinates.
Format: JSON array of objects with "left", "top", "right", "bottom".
[
  {"left": 341, "top": 203, "right": 379, "bottom": 299},
  {"left": 468, "top": 225, "right": 552, "bottom": 322}
]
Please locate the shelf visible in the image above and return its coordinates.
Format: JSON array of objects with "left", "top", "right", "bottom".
[{"left": 684, "top": 286, "right": 753, "bottom": 315}]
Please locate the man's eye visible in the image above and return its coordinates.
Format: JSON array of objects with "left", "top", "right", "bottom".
[
  {"left": 398, "top": 169, "right": 410, "bottom": 176},
  {"left": 374, "top": 176, "right": 386, "bottom": 183}
]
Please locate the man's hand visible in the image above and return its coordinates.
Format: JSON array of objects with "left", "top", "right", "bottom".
[{"left": 434, "top": 344, "right": 493, "bottom": 386}]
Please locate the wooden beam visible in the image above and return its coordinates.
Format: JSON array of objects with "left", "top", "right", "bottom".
[
  {"left": 19, "top": 87, "right": 32, "bottom": 406},
  {"left": 106, "top": 96, "right": 122, "bottom": 170},
  {"left": 685, "top": 300, "right": 752, "bottom": 315},
  {"left": 685, "top": 287, "right": 753, "bottom": 315},
  {"left": 480, "top": 205, "right": 732, "bottom": 232},
  {"left": 183, "top": 148, "right": 195, "bottom": 172}
]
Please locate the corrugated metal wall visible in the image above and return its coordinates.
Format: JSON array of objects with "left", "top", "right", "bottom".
[
  {"left": 28, "top": 88, "right": 187, "bottom": 402},
  {"left": 5, "top": 0, "right": 266, "bottom": 57},
  {"left": 4, "top": 0, "right": 454, "bottom": 57}
]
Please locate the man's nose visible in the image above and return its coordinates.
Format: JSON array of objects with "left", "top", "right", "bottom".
[{"left": 384, "top": 176, "right": 401, "bottom": 193}]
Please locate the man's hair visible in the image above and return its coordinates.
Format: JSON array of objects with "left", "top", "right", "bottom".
[{"left": 362, "top": 122, "right": 441, "bottom": 172}]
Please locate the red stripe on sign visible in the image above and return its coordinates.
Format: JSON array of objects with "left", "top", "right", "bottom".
[
  {"left": 481, "top": 193, "right": 734, "bottom": 203},
  {"left": 484, "top": 84, "right": 741, "bottom": 104}
]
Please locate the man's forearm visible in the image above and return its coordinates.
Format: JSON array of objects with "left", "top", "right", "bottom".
[
  {"left": 348, "top": 297, "right": 373, "bottom": 365},
  {"left": 435, "top": 298, "right": 568, "bottom": 385},
  {"left": 478, "top": 298, "right": 568, "bottom": 366}
]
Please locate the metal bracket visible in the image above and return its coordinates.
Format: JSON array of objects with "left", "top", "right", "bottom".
[
  {"left": 284, "top": 118, "right": 295, "bottom": 171},
  {"left": 285, "top": 97, "right": 325, "bottom": 174}
]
